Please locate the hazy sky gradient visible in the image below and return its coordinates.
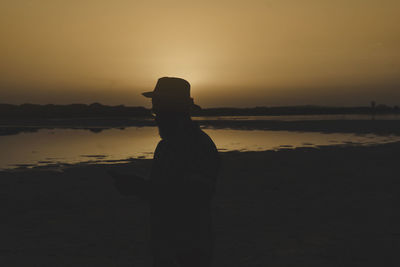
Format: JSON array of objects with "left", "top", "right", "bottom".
[{"left": 1, "top": 0, "right": 399, "bottom": 107}]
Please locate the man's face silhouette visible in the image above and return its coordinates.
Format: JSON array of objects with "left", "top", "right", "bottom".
[
  {"left": 154, "top": 113, "right": 181, "bottom": 140},
  {"left": 151, "top": 94, "right": 192, "bottom": 140},
  {"left": 152, "top": 97, "right": 177, "bottom": 140}
]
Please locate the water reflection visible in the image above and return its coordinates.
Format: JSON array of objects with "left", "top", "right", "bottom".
[
  {"left": 193, "top": 114, "right": 400, "bottom": 121},
  {"left": 1, "top": 127, "right": 400, "bottom": 169}
]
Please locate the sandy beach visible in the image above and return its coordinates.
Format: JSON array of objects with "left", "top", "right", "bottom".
[{"left": 1, "top": 141, "right": 399, "bottom": 266}]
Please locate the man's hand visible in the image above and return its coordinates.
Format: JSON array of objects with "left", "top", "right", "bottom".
[
  {"left": 106, "top": 168, "right": 150, "bottom": 198},
  {"left": 105, "top": 169, "right": 121, "bottom": 179}
]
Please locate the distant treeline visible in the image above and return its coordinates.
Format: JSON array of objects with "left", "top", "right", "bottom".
[
  {"left": 197, "top": 105, "right": 400, "bottom": 116},
  {"left": 0, "top": 103, "right": 399, "bottom": 118},
  {"left": 0, "top": 103, "right": 150, "bottom": 119}
]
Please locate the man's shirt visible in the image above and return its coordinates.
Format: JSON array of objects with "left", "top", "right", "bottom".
[
  {"left": 149, "top": 124, "right": 220, "bottom": 247},
  {"left": 150, "top": 126, "right": 220, "bottom": 194}
]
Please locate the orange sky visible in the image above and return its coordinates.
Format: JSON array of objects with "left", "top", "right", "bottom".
[{"left": 1, "top": 0, "right": 399, "bottom": 107}]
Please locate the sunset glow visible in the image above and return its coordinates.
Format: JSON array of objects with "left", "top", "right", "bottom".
[{"left": 1, "top": 0, "right": 399, "bottom": 107}]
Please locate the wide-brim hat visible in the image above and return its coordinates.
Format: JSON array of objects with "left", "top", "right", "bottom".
[{"left": 142, "top": 77, "right": 200, "bottom": 112}]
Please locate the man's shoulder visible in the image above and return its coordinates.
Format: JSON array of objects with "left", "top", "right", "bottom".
[
  {"left": 153, "top": 130, "right": 218, "bottom": 160},
  {"left": 193, "top": 130, "right": 219, "bottom": 164},
  {"left": 191, "top": 129, "right": 220, "bottom": 182},
  {"left": 155, "top": 139, "right": 166, "bottom": 147},
  {"left": 197, "top": 129, "right": 217, "bottom": 151},
  {"left": 154, "top": 139, "right": 167, "bottom": 158}
]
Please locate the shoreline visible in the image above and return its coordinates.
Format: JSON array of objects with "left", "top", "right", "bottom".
[
  {"left": 1, "top": 118, "right": 400, "bottom": 136},
  {"left": 2, "top": 140, "right": 400, "bottom": 172}
]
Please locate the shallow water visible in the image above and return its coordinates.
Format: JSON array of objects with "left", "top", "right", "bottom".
[
  {"left": 1, "top": 126, "right": 400, "bottom": 170},
  {"left": 193, "top": 114, "right": 400, "bottom": 121}
]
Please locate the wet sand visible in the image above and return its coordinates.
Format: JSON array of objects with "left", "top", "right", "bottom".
[{"left": 1, "top": 142, "right": 399, "bottom": 266}]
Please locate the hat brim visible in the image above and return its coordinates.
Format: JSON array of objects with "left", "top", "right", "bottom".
[{"left": 142, "top": 91, "right": 154, "bottom": 98}]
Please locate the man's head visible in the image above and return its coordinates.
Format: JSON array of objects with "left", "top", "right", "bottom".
[
  {"left": 142, "top": 77, "right": 194, "bottom": 115},
  {"left": 142, "top": 77, "right": 197, "bottom": 139}
]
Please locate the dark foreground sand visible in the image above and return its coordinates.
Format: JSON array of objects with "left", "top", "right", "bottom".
[{"left": 1, "top": 143, "right": 399, "bottom": 267}]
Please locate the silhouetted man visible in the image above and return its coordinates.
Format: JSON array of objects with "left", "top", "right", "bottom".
[{"left": 112, "top": 77, "right": 220, "bottom": 267}]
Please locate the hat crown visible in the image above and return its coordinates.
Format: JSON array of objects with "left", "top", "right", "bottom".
[
  {"left": 142, "top": 77, "right": 200, "bottom": 113},
  {"left": 153, "top": 77, "right": 191, "bottom": 99}
]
